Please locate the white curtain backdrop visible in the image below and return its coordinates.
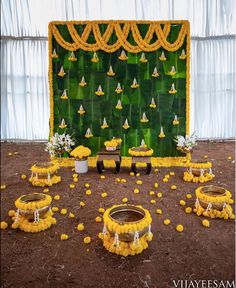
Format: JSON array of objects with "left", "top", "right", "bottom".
[{"left": 1, "top": 0, "right": 236, "bottom": 140}]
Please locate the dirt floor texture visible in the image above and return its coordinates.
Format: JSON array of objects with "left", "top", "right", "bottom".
[{"left": 0, "top": 141, "right": 235, "bottom": 288}]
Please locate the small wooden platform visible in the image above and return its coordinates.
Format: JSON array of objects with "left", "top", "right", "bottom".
[
  {"left": 96, "top": 149, "right": 121, "bottom": 174},
  {"left": 131, "top": 156, "right": 152, "bottom": 175}
]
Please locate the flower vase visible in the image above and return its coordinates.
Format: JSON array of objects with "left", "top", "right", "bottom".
[{"left": 75, "top": 157, "right": 88, "bottom": 173}]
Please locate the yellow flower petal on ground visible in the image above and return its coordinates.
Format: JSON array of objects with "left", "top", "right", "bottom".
[
  {"left": 60, "top": 234, "right": 69, "bottom": 240},
  {"left": 136, "top": 173, "right": 140, "bottom": 177},
  {"left": 165, "top": 175, "right": 170, "bottom": 179},
  {"left": 52, "top": 206, "right": 59, "bottom": 212},
  {"left": 204, "top": 155, "right": 208, "bottom": 159},
  {"left": 134, "top": 188, "right": 140, "bottom": 194},
  {"left": 185, "top": 207, "right": 192, "bottom": 214},
  {"left": 115, "top": 178, "right": 121, "bottom": 182},
  {"left": 1, "top": 185, "right": 6, "bottom": 189},
  {"left": 100, "top": 175, "right": 105, "bottom": 179},
  {"left": 101, "top": 192, "right": 107, "bottom": 198},
  {"left": 169, "top": 172, "right": 175, "bottom": 176},
  {"left": 179, "top": 200, "right": 186, "bottom": 206},
  {"left": 8, "top": 152, "right": 12, "bottom": 156},
  {"left": 54, "top": 195, "right": 60, "bottom": 200},
  {"left": 154, "top": 182, "right": 158, "bottom": 188},
  {"left": 69, "top": 212, "right": 75, "bottom": 218},
  {"left": 154, "top": 168, "right": 158, "bottom": 173},
  {"left": 157, "top": 192, "right": 162, "bottom": 198},
  {"left": 149, "top": 191, "right": 155, "bottom": 196},
  {"left": 156, "top": 209, "right": 162, "bottom": 214},
  {"left": 80, "top": 201, "right": 85, "bottom": 207},
  {"left": 83, "top": 236, "right": 91, "bottom": 244},
  {"left": 43, "top": 188, "right": 49, "bottom": 193},
  {"left": 77, "top": 223, "right": 85, "bottom": 231},
  {"left": 1, "top": 221, "right": 8, "bottom": 230},
  {"left": 176, "top": 224, "right": 184, "bottom": 232},
  {"left": 136, "top": 180, "right": 142, "bottom": 185},
  {"left": 69, "top": 184, "right": 75, "bottom": 189},
  {"left": 150, "top": 199, "right": 156, "bottom": 204},
  {"left": 60, "top": 208, "right": 67, "bottom": 215},
  {"left": 85, "top": 189, "right": 92, "bottom": 195},
  {"left": 21, "top": 174, "right": 27, "bottom": 180},
  {"left": 122, "top": 197, "right": 128, "bottom": 203},
  {"left": 186, "top": 194, "right": 192, "bottom": 199},
  {"left": 73, "top": 173, "right": 78, "bottom": 178},
  {"left": 73, "top": 178, "right": 78, "bottom": 182},
  {"left": 227, "top": 156, "right": 232, "bottom": 160},
  {"left": 202, "top": 219, "right": 210, "bottom": 227},
  {"left": 95, "top": 216, "right": 102, "bottom": 223},
  {"left": 164, "top": 219, "right": 171, "bottom": 225},
  {"left": 130, "top": 172, "right": 135, "bottom": 176},
  {"left": 8, "top": 210, "right": 15, "bottom": 217},
  {"left": 121, "top": 178, "right": 127, "bottom": 183},
  {"left": 14, "top": 151, "right": 18, "bottom": 155},
  {"left": 171, "top": 185, "right": 177, "bottom": 190},
  {"left": 84, "top": 183, "right": 90, "bottom": 188},
  {"left": 163, "top": 178, "right": 169, "bottom": 182},
  {"left": 98, "top": 208, "right": 105, "bottom": 214}
]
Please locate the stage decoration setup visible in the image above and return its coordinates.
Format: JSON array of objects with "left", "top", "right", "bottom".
[
  {"left": 70, "top": 145, "right": 91, "bottom": 173},
  {"left": 183, "top": 161, "right": 215, "bottom": 183},
  {"left": 194, "top": 186, "right": 235, "bottom": 220},
  {"left": 99, "top": 204, "right": 153, "bottom": 256},
  {"left": 29, "top": 162, "right": 61, "bottom": 187},
  {"left": 10, "top": 193, "right": 56, "bottom": 232},
  {"left": 48, "top": 20, "right": 190, "bottom": 166}
]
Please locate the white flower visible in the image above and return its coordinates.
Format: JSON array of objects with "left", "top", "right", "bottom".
[{"left": 45, "top": 132, "right": 75, "bottom": 157}]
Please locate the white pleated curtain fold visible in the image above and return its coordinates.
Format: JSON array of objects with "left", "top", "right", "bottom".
[{"left": 1, "top": 0, "right": 236, "bottom": 140}]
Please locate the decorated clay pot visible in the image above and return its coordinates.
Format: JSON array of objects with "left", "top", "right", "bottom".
[{"left": 75, "top": 158, "right": 88, "bottom": 173}]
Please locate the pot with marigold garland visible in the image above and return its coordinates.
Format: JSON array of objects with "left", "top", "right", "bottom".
[{"left": 70, "top": 145, "right": 91, "bottom": 173}]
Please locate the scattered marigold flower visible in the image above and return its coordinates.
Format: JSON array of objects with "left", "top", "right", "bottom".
[
  {"left": 101, "top": 192, "right": 107, "bottom": 198},
  {"left": 1, "top": 185, "right": 6, "bottom": 190},
  {"left": 227, "top": 156, "right": 232, "bottom": 160},
  {"left": 121, "top": 178, "right": 127, "bottom": 183},
  {"left": 72, "top": 168, "right": 75, "bottom": 171},
  {"left": 21, "top": 174, "right": 27, "bottom": 180},
  {"left": 130, "top": 172, "right": 135, "bottom": 176},
  {"left": 176, "top": 224, "right": 184, "bottom": 232},
  {"left": 185, "top": 207, "right": 192, "bottom": 214},
  {"left": 100, "top": 175, "right": 105, "bottom": 179},
  {"left": 98, "top": 208, "right": 105, "bottom": 214},
  {"left": 43, "top": 188, "right": 49, "bottom": 193},
  {"left": 164, "top": 219, "right": 171, "bottom": 225},
  {"left": 154, "top": 182, "right": 158, "bottom": 188},
  {"left": 73, "top": 178, "right": 78, "bottom": 182},
  {"left": 150, "top": 199, "right": 156, "bottom": 204},
  {"left": 136, "top": 173, "right": 140, "bottom": 177},
  {"left": 165, "top": 175, "right": 170, "bottom": 179},
  {"left": 169, "top": 172, "right": 175, "bottom": 176},
  {"left": 69, "top": 184, "right": 75, "bottom": 189},
  {"left": 95, "top": 216, "right": 102, "bottom": 223},
  {"left": 122, "top": 197, "right": 128, "bottom": 203},
  {"left": 80, "top": 201, "right": 85, "bottom": 207},
  {"left": 154, "top": 168, "right": 158, "bottom": 173},
  {"left": 8, "top": 210, "right": 15, "bottom": 217},
  {"left": 69, "top": 212, "right": 75, "bottom": 218},
  {"left": 186, "top": 194, "right": 192, "bottom": 199},
  {"left": 85, "top": 189, "right": 92, "bottom": 195},
  {"left": 115, "top": 178, "right": 121, "bottom": 182},
  {"left": 60, "top": 208, "right": 67, "bottom": 215},
  {"left": 163, "top": 178, "right": 169, "bottom": 182},
  {"left": 156, "top": 209, "right": 162, "bottom": 214},
  {"left": 179, "top": 200, "right": 186, "bottom": 206},
  {"left": 134, "top": 188, "right": 140, "bottom": 194},
  {"left": 157, "top": 192, "right": 162, "bottom": 198},
  {"left": 171, "top": 185, "right": 177, "bottom": 190},
  {"left": 1, "top": 221, "right": 8, "bottom": 230},
  {"left": 204, "top": 155, "right": 208, "bottom": 159},
  {"left": 8, "top": 152, "right": 13, "bottom": 156},
  {"left": 60, "top": 234, "right": 69, "bottom": 240},
  {"left": 73, "top": 173, "right": 78, "bottom": 178},
  {"left": 14, "top": 151, "right": 18, "bottom": 155},
  {"left": 83, "top": 236, "right": 91, "bottom": 244},
  {"left": 52, "top": 207, "right": 59, "bottom": 212},
  {"left": 54, "top": 195, "right": 60, "bottom": 200},
  {"left": 84, "top": 183, "right": 90, "bottom": 188},
  {"left": 149, "top": 191, "right": 155, "bottom": 196},
  {"left": 136, "top": 180, "right": 142, "bottom": 185},
  {"left": 77, "top": 223, "right": 85, "bottom": 231},
  {"left": 202, "top": 219, "right": 210, "bottom": 227}
]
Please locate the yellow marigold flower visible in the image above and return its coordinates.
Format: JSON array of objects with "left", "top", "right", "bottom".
[
  {"left": 154, "top": 168, "right": 158, "bottom": 173},
  {"left": 73, "top": 173, "right": 78, "bottom": 178},
  {"left": 202, "top": 219, "right": 210, "bottom": 227},
  {"left": 101, "top": 192, "right": 107, "bottom": 198},
  {"left": 1, "top": 221, "right": 8, "bottom": 230},
  {"left": 227, "top": 156, "right": 232, "bottom": 160},
  {"left": 121, "top": 178, "right": 127, "bottom": 183},
  {"left": 8, "top": 152, "right": 13, "bottom": 156},
  {"left": 149, "top": 191, "right": 155, "bottom": 196},
  {"left": 136, "top": 180, "right": 142, "bottom": 185},
  {"left": 98, "top": 208, "right": 105, "bottom": 214},
  {"left": 72, "top": 168, "right": 75, "bottom": 171},
  {"left": 83, "top": 236, "right": 91, "bottom": 244},
  {"left": 21, "top": 174, "right": 27, "bottom": 180},
  {"left": 134, "top": 188, "right": 140, "bottom": 194},
  {"left": 95, "top": 216, "right": 102, "bottom": 223},
  {"left": 73, "top": 178, "right": 78, "bottom": 183},
  {"left": 185, "top": 207, "right": 192, "bottom": 214},
  {"left": 150, "top": 199, "right": 156, "bottom": 204},
  {"left": 163, "top": 178, "right": 168, "bottom": 182},
  {"left": 130, "top": 172, "right": 135, "bottom": 176},
  {"left": 14, "top": 151, "right": 18, "bottom": 155},
  {"left": 169, "top": 172, "right": 175, "bottom": 176},
  {"left": 8, "top": 210, "right": 15, "bottom": 217},
  {"left": 100, "top": 175, "right": 105, "bottom": 179},
  {"left": 60, "top": 208, "right": 67, "bottom": 215},
  {"left": 156, "top": 209, "right": 162, "bottom": 214},
  {"left": 80, "top": 201, "right": 85, "bottom": 207},
  {"left": 176, "top": 224, "right": 184, "bottom": 232},
  {"left": 60, "top": 234, "right": 69, "bottom": 240},
  {"left": 179, "top": 200, "right": 186, "bottom": 206},
  {"left": 164, "top": 219, "right": 171, "bottom": 225},
  {"left": 70, "top": 184, "right": 75, "bottom": 189},
  {"left": 165, "top": 175, "right": 170, "bottom": 179},
  {"left": 171, "top": 185, "right": 177, "bottom": 190},
  {"left": 54, "top": 195, "right": 60, "bottom": 200},
  {"left": 69, "top": 212, "right": 75, "bottom": 218},
  {"left": 43, "top": 188, "right": 49, "bottom": 193},
  {"left": 52, "top": 206, "right": 59, "bottom": 212},
  {"left": 154, "top": 182, "right": 158, "bottom": 188},
  {"left": 157, "top": 192, "right": 162, "bottom": 198},
  {"left": 77, "top": 223, "right": 84, "bottom": 231},
  {"left": 84, "top": 183, "right": 90, "bottom": 188},
  {"left": 85, "top": 189, "right": 92, "bottom": 195},
  {"left": 1, "top": 185, "right": 6, "bottom": 189},
  {"left": 136, "top": 173, "right": 140, "bottom": 177},
  {"left": 115, "top": 178, "right": 121, "bottom": 182},
  {"left": 122, "top": 197, "right": 128, "bottom": 203},
  {"left": 186, "top": 194, "right": 192, "bottom": 199},
  {"left": 204, "top": 155, "right": 208, "bottom": 159}
]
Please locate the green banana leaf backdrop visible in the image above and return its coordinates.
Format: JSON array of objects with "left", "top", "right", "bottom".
[{"left": 50, "top": 22, "right": 188, "bottom": 157}]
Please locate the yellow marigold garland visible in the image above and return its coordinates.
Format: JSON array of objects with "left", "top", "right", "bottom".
[
  {"left": 29, "top": 175, "right": 61, "bottom": 187},
  {"left": 15, "top": 193, "right": 52, "bottom": 211}
]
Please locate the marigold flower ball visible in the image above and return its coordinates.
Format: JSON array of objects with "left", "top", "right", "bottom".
[
  {"left": 171, "top": 185, "right": 177, "bottom": 190},
  {"left": 100, "top": 175, "right": 105, "bottom": 179},
  {"left": 69, "top": 212, "right": 75, "bottom": 218},
  {"left": 60, "top": 208, "right": 67, "bottom": 215},
  {"left": 77, "top": 223, "right": 85, "bottom": 231},
  {"left": 21, "top": 174, "right": 27, "bottom": 180},
  {"left": 163, "top": 178, "right": 168, "bottom": 182},
  {"left": 136, "top": 173, "right": 140, "bottom": 177},
  {"left": 85, "top": 189, "right": 92, "bottom": 195},
  {"left": 69, "top": 184, "right": 75, "bottom": 189},
  {"left": 150, "top": 199, "right": 156, "bottom": 204},
  {"left": 204, "top": 155, "right": 208, "bottom": 159},
  {"left": 154, "top": 182, "right": 158, "bottom": 188},
  {"left": 202, "top": 219, "right": 210, "bottom": 227},
  {"left": 121, "top": 178, "right": 127, "bottom": 183},
  {"left": 169, "top": 172, "right": 175, "bottom": 176},
  {"left": 73, "top": 173, "right": 78, "bottom": 178},
  {"left": 98, "top": 208, "right": 105, "bottom": 213},
  {"left": 84, "top": 183, "right": 90, "bottom": 188},
  {"left": 154, "top": 168, "right": 158, "bottom": 173},
  {"left": 165, "top": 175, "right": 170, "bottom": 179},
  {"left": 130, "top": 172, "right": 135, "bottom": 176},
  {"left": 176, "top": 224, "right": 184, "bottom": 232},
  {"left": 73, "top": 178, "right": 78, "bottom": 183},
  {"left": 8, "top": 152, "right": 12, "bottom": 156},
  {"left": 115, "top": 178, "right": 121, "bottom": 182},
  {"left": 52, "top": 206, "right": 59, "bottom": 212},
  {"left": 179, "top": 200, "right": 186, "bottom": 206},
  {"left": 54, "top": 195, "right": 60, "bottom": 200},
  {"left": 136, "top": 180, "right": 142, "bottom": 185},
  {"left": 134, "top": 188, "right": 140, "bottom": 194},
  {"left": 83, "top": 236, "right": 91, "bottom": 244},
  {"left": 101, "top": 192, "right": 107, "bottom": 198},
  {"left": 156, "top": 209, "right": 162, "bottom": 214},
  {"left": 43, "top": 188, "right": 49, "bottom": 193},
  {"left": 186, "top": 194, "right": 192, "bottom": 199},
  {"left": 164, "top": 219, "right": 171, "bottom": 225},
  {"left": 157, "top": 192, "right": 162, "bottom": 198},
  {"left": 1, "top": 221, "right": 8, "bottom": 230},
  {"left": 60, "top": 234, "right": 69, "bottom": 240},
  {"left": 149, "top": 191, "right": 155, "bottom": 196},
  {"left": 227, "top": 156, "right": 232, "bottom": 160},
  {"left": 1, "top": 185, "right": 6, "bottom": 190},
  {"left": 80, "top": 201, "right": 85, "bottom": 207},
  {"left": 185, "top": 207, "right": 192, "bottom": 214},
  {"left": 122, "top": 197, "right": 128, "bottom": 203},
  {"left": 8, "top": 210, "right": 15, "bottom": 217},
  {"left": 95, "top": 216, "right": 102, "bottom": 223}
]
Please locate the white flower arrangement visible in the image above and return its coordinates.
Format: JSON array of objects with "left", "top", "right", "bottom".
[
  {"left": 174, "top": 132, "right": 197, "bottom": 153},
  {"left": 45, "top": 133, "right": 75, "bottom": 157}
]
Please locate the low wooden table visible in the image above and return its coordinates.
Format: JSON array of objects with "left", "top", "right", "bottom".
[
  {"left": 96, "top": 149, "right": 121, "bottom": 174},
  {"left": 131, "top": 156, "right": 152, "bottom": 175}
]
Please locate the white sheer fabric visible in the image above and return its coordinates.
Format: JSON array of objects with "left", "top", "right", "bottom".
[{"left": 1, "top": 0, "right": 236, "bottom": 139}]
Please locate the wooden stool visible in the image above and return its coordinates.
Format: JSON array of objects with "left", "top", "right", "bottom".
[
  {"left": 131, "top": 156, "right": 152, "bottom": 175},
  {"left": 96, "top": 149, "right": 121, "bottom": 174}
]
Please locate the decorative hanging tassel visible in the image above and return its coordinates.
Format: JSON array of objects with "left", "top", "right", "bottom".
[
  {"left": 115, "top": 99, "right": 122, "bottom": 110},
  {"left": 118, "top": 50, "right": 128, "bottom": 61},
  {"left": 179, "top": 49, "right": 187, "bottom": 60},
  {"left": 169, "top": 66, "right": 176, "bottom": 76},
  {"left": 133, "top": 231, "right": 140, "bottom": 246},
  {"left": 195, "top": 198, "right": 200, "bottom": 208},
  {"left": 107, "top": 65, "right": 115, "bottom": 76},
  {"left": 60, "top": 89, "right": 68, "bottom": 100},
  {"left": 115, "top": 82, "right": 123, "bottom": 94},
  {"left": 139, "top": 52, "right": 148, "bottom": 63},
  {"left": 95, "top": 85, "right": 104, "bottom": 96},
  {"left": 77, "top": 104, "right": 86, "bottom": 115},
  {"left": 47, "top": 173, "right": 51, "bottom": 181},
  {"left": 209, "top": 168, "right": 213, "bottom": 174},
  {"left": 149, "top": 97, "right": 157, "bottom": 108},
  {"left": 152, "top": 67, "right": 159, "bottom": 78},
  {"left": 206, "top": 203, "right": 212, "bottom": 213},
  {"left": 122, "top": 119, "right": 130, "bottom": 130},
  {"left": 51, "top": 48, "right": 58, "bottom": 58},
  {"left": 113, "top": 233, "right": 120, "bottom": 247},
  {"left": 141, "top": 139, "right": 146, "bottom": 147},
  {"left": 169, "top": 83, "right": 177, "bottom": 94},
  {"left": 140, "top": 112, "right": 149, "bottom": 123},
  {"left": 34, "top": 209, "right": 40, "bottom": 223},
  {"left": 68, "top": 51, "right": 77, "bottom": 61},
  {"left": 131, "top": 77, "right": 139, "bottom": 88},
  {"left": 159, "top": 51, "right": 166, "bottom": 61},
  {"left": 85, "top": 128, "right": 93, "bottom": 138},
  {"left": 79, "top": 76, "right": 87, "bottom": 87},
  {"left": 159, "top": 126, "right": 165, "bottom": 138},
  {"left": 91, "top": 52, "right": 99, "bottom": 63},
  {"left": 173, "top": 115, "right": 179, "bottom": 125},
  {"left": 102, "top": 224, "right": 107, "bottom": 235},
  {"left": 101, "top": 117, "right": 109, "bottom": 129},
  {"left": 59, "top": 118, "right": 67, "bottom": 129}
]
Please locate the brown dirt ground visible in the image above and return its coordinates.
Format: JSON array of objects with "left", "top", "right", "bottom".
[{"left": 0, "top": 141, "right": 235, "bottom": 288}]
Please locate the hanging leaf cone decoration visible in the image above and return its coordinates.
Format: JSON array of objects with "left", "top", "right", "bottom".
[
  {"left": 159, "top": 51, "right": 167, "bottom": 61},
  {"left": 58, "top": 66, "right": 66, "bottom": 77},
  {"left": 91, "top": 52, "right": 99, "bottom": 63},
  {"left": 169, "top": 83, "right": 177, "bottom": 94},
  {"left": 107, "top": 65, "right": 115, "bottom": 76},
  {"left": 95, "top": 85, "right": 104, "bottom": 96},
  {"left": 149, "top": 98, "right": 156, "bottom": 108},
  {"left": 115, "top": 83, "right": 123, "bottom": 94},
  {"left": 131, "top": 78, "right": 139, "bottom": 89},
  {"left": 179, "top": 49, "right": 187, "bottom": 60},
  {"left": 152, "top": 67, "right": 159, "bottom": 78},
  {"left": 51, "top": 48, "right": 58, "bottom": 58},
  {"left": 115, "top": 99, "right": 122, "bottom": 110},
  {"left": 173, "top": 115, "right": 179, "bottom": 125},
  {"left": 140, "top": 112, "right": 149, "bottom": 123},
  {"left": 59, "top": 118, "right": 67, "bottom": 129},
  {"left": 118, "top": 50, "right": 128, "bottom": 61},
  {"left": 101, "top": 118, "right": 109, "bottom": 129},
  {"left": 68, "top": 51, "right": 77, "bottom": 61},
  {"left": 123, "top": 119, "right": 130, "bottom": 130},
  {"left": 159, "top": 126, "right": 165, "bottom": 138},
  {"left": 60, "top": 89, "right": 68, "bottom": 100},
  {"left": 168, "top": 66, "right": 177, "bottom": 76},
  {"left": 140, "top": 139, "right": 146, "bottom": 147},
  {"left": 79, "top": 76, "right": 87, "bottom": 87},
  {"left": 139, "top": 52, "right": 148, "bottom": 63},
  {"left": 85, "top": 128, "right": 93, "bottom": 138},
  {"left": 77, "top": 104, "right": 86, "bottom": 115}
]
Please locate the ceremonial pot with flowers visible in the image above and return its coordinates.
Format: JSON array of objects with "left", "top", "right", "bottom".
[
  {"left": 99, "top": 204, "right": 153, "bottom": 257},
  {"left": 70, "top": 145, "right": 91, "bottom": 173},
  {"left": 128, "top": 139, "right": 153, "bottom": 157},
  {"left": 104, "top": 140, "right": 118, "bottom": 151}
]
